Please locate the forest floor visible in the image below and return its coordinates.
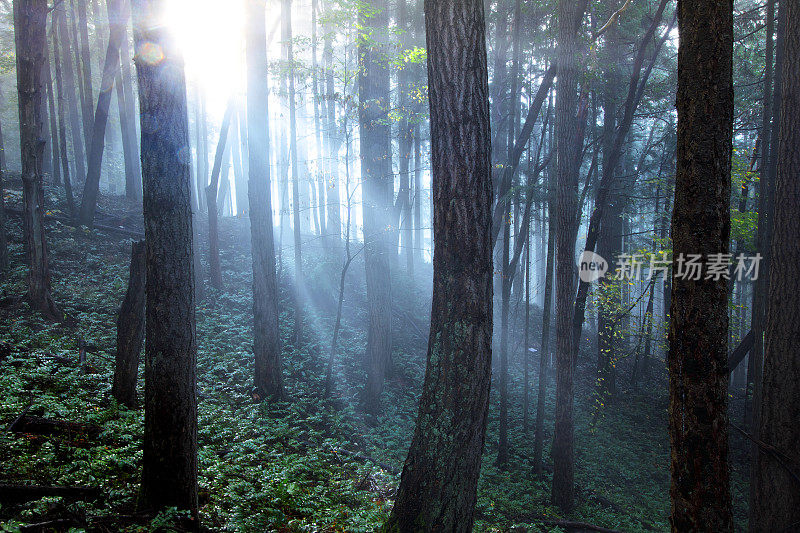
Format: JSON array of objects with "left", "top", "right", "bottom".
[{"left": 0, "top": 180, "right": 749, "bottom": 532}]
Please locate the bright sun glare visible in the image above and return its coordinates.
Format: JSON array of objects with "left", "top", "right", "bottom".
[{"left": 163, "top": 0, "right": 247, "bottom": 119}]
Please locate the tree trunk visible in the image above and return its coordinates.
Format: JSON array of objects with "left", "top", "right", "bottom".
[
  {"left": 551, "top": 0, "right": 588, "bottom": 513},
  {"left": 669, "top": 0, "right": 734, "bottom": 529},
  {"left": 282, "top": 0, "right": 304, "bottom": 344},
  {"left": 359, "top": 0, "right": 393, "bottom": 415},
  {"left": 534, "top": 192, "right": 555, "bottom": 475},
  {"left": 52, "top": 5, "right": 76, "bottom": 218},
  {"left": 322, "top": 0, "right": 340, "bottom": 243},
  {"left": 382, "top": 0, "right": 492, "bottom": 526},
  {"left": 14, "top": 0, "right": 62, "bottom": 321},
  {"left": 79, "top": 0, "right": 129, "bottom": 226},
  {"left": 57, "top": 6, "right": 87, "bottom": 194},
  {"left": 748, "top": 0, "right": 780, "bottom": 525},
  {"left": 76, "top": 0, "right": 94, "bottom": 151},
  {"left": 751, "top": 0, "right": 800, "bottom": 527},
  {"left": 247, "top": 0, "right": 284, "bottom": 401},
  {"left": 205, "top": 102, "right": 234, "bottom": 291},
  {"left": 119, "top": 17, "right": 141, "bottom": 201},
  {"left": 132, "top": 0, "right": 198, "bottom": 518},
  {"left": 43, "top": 37, "right": 60, "bottom": 185},
  {"left": 112, "top": 239, "right": 145, "bottom": 409}
]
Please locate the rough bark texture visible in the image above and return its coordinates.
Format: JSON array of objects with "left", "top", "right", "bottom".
[
  {"left": 359, "top": 0, "right": 393, "bottom": 414},
  {"left": 382, "top": 0, "right": 492, "bottom": 528},
  {"left": 751, "top": 0, "right": 800, "bottom": 528},
  {"left": 112, "top": 240, "right": 145, "bottom": 409},
  {"left": 551, "top": 0, "right": 587, "bottom": 513},
  {"left": 247, "top": 0, "right": 284, "bottom": 400},
  {"left": 14, "top": 0, "right": 62, "bottom": 320},
  {"left": 669, "top": 0, "right": 734, "bottom": 530},
  {"left": 132, "top": 0, "right": 198, "bottom": 517},
  {"left": 79, "top": 0, "right": 129, "bottom": 226},
  {"left": 748, "top": 0, "right": 780, "bottom": 525}
]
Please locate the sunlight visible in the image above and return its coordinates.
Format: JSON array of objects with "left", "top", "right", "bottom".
[{"left": 163, "top": 0, "right": 247, "bottom": 118}]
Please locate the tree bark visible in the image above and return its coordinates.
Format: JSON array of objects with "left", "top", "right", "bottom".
[
  {"left": 359, "top": 0, "right": 393, "bottom": 414},
  {"left": 382, "top": 0, "right": 492, "bottom": 527},
  {"left": 551, "top": 0, "right": 588, "bottom": 513},
  {"left": 14, "top": 0, "right": 62, "bottom": 321},
  {"left": 247, "top": 0, "right": 284, "bottom": 400},
  {"left": 132, "top": 0, "right": 198, "bottom": 518},
  {"left": 751, "top": 0, "right": 800, "bottom": 527},
  {"left": 112, "top": 240, "right": 145, "bottom": 409},
  {"left": 668, "top": 0, "right": 734, "bottom": 529},
  {"left": 748, "top": 0, "right": 780, "bottom": 525}
]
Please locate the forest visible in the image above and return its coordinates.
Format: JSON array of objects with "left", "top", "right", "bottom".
[{"left": 0, "top": 0, "right": 797, "bottom": 530}]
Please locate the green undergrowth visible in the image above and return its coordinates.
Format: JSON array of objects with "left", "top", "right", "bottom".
[{"left": 0, "top": 183, "right": 746, "bottom": 531}]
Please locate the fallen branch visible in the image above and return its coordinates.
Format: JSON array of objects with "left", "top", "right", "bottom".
[
  {"left": 9, "top": 415, "right": 101, "bottom": 443},
  {"left": 5, "top": 207, "right": 144, "bottom": 239},
  {"left": 20, "top": 518, "right": 76, "bottom": 532},
  {"left": 727, "top": 330, "right": 754, "bottom": 373}
]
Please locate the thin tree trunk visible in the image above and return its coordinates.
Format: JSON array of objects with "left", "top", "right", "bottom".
[
  {"left": 79, "top": 0, "right": 129, "bottom": 226},
  {"left": 669, "top": 0, "right": 734, "bottom": 528},
  {"left": 383, "top": 0, "right": 492, "bottom": 525},
  {"left": 132, "top": 0, "right": 198, "bottom": 517},
  {"left": 52, "top": 5, "right": 76, "bottom": 218},
  {"left": 534, "top": 193, "right": 555, "bottom": 475},
  {"left": 76, "top": 0, "right": 94, "bottom": 150},
  {"left": 247, "top": 0, "right": 284, "bottom": 401},
  {"left": 119, "top": 18, "right": 141, "bottom": 201},
  {"left": 44, "top": 37, "right": 60, "bottom": 185},
  {"left": 205, "top": 102, "right": 234, "bottom": 291},
  {"left": 283, "top": 0, "right": 304, "bottom": 344},
  {"left": 57, "top": 7, "right": 87, "bottom": 193},
  {"left": 112, "top": 239, "right": 145, "bottom": 409}
]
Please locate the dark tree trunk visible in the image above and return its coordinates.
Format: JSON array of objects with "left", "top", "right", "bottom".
[
  {"left": 112, "top": 240, "right": 145, "bottom": 409},
  {"left": 551, "top": 0, "right": 587, "bottom": 513},
  {"left": 132, "top": 0, "right": 198, "bottom": 518},
  {"left": 751, "top": 0, "right": 800, "bottom": 527},
  {"left": 14, "top": 0, "right": 62, "bottom": 320},
  {"left": 359, "top": 0, "right": 393, "bottom": 414},
  {"left": 52, "top": 5, "right": 76, "bottom": 218},
  {"left": 205, "top": 102, "right": 234, "bottom": 291},
  {"left": 79, "top": 0, "right": 129, "bottom": 226},
  {"left": 0, "top": 164, "right": 6, "bottom": 274},
  {"left": 413, "top": 123, "right": 422, "bottom": 266},
  {"left": 247, "top": 0, "right": 284, "bottom": 400},
  {"left": 56, "top": 6, "right": 87, "bottom": 195},
  {"left": 748, "top": 0, "right": 780, "bottom": 524},
  {"left": 669, "top": 0, "right": 734, "bottom": 529},
  {"left": 382, "top": 0, "right": 492, "bottom": 527},
  {"left": 534, "top": 191, "right": 555, "bottom": 475}
]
